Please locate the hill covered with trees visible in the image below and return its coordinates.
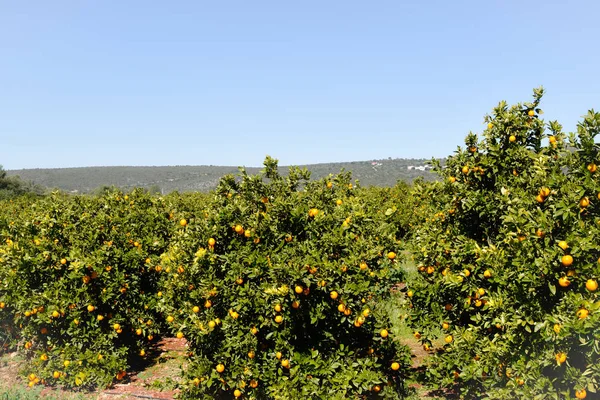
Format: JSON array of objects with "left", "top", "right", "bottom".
[{"left": 6, "top": 158, "right": 439, "bottom": 194}]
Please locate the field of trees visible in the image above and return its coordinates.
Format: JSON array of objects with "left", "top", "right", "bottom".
[{"left": 1, "top": 89, "right": 599, "bottom": 399}]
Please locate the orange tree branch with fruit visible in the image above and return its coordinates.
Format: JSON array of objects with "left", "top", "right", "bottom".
[{"left": 407, "top": 87, "right": 600, "bottom": 399}]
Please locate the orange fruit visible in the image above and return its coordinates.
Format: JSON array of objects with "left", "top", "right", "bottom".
[
  {"left": 192, "top": 306, "right": 200, "bottom": 313},
  {"left": 53, "top": 371, "right": 60, "bottom": 379},
  {"left": 462, "top": 166, "right": 469, "bottom": 174},
  {"left": 577, "top": 308, "right": 589, "bottom": 319},
  {"left": 586, "top": 279, "right": 598, "bottom": 292},
  {"left": 176, "top": 332, "right": 184, "bottom": 339},
  {"left": 407, "top": 290, "right": 414, "bottom": 298},
  {"left": 205, "top": 300, "right": 212, "bottom": 308},
  {"left": 179, "top": 219, "right": 187, "bottom": 227},
  {"left": 575, "top": 389, "right": 587, "bottom": 399},
  {"left": 380, "top": 329, "right": 389, "bottom": 338},
  {"left": 558, "top": 276, "right": 570, "bottom": 287},
  {"left": 166, "top": 316, "right": 174, "bottom": 323},
  {"left": 588, "top": 163, "right": 597, "bottom": 173},
  {"left": 561, "top": 255, "right": 573, "bottom": 267},
  {"left": 248, "top": 351, "right": 255, "bottom": 359},
  {"left": 274, "top": 315, "right": 283, "bottom": 324},
  {"left": 483, "top": 270, "right": 492, "bottom": 279},
  {"left": 448, "top": 176, "right": 456, "bottom": 183},
  {"left": 216, "top": 364, "right": 225, "bottom": 373},
  {"left": 249, "top": 379, "right": 258, "bottom": 388},
  {"left": 337, "top": 304, "right": 346, "bottom": 313},
  {"left": 281, "top": 359, "right": 290, "bottom": 368},
  {"left": 558, "top": 241, "right": 568, "bottom": 250},
  {"left": 387, "top": 251, "right": 396, "bottom": 260},
  {"left": 553, "top": 324, "right": 561, "bottom": 334},
  {"left": 234, "top": 225, "right": 244, "bottom": 234},
  {"left": 442, "top": 322, "right": 450, "bottom": 330},
  {"left": 580, "top": 197, "right": 590, "bottom": 208},
  {"left": 294, "top": 285, "right": 303, "bottom": 294},
  {"left": 509, "top": 135, "right": 516, "bottom": 142},
  {"left": 208, "top": 238, "right": 216, "bottom": 246},
  {"left": 274, "top": 304, "right": 282, "bottom": 312},
  {"left": 391, "top": 362, "right": 400, "bottom": 370},
  {"left": 87, "top": 305, "right": 95, "bottom": 312},
  {"left": 528, "top": 110, "right": 535, "bottom": 116},
  {"left": 330, "top": 291, "right": 338, "bottom": 300},
  {"left": 234, "top": 389, "right": 242, "bottom": 398},
  {"left": 555, "top": 352, "right": 567, "bottom": 364},
  {"left": 487, "top": 123, "right": 493, "bottom": 129},
  {"left": 275, "top": 351, "right": 282, "bottom": 359},
  {"left": 445, "top": 335, "right": 453, "bottom": 344}
]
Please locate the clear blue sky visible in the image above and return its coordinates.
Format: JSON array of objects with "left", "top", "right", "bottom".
[{"left": 1, "top": 1, "right": 599, "bottom": 170}]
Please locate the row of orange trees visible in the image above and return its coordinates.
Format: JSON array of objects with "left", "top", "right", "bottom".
[
  {"left": 2, "top": 88, "right": 598, "bottom": 399},
  {"left": 408, "top": 88, "right": 600, "bottom": 399},
  {"left": 0, "top": 161, "right": 418, "bottom": 398}
]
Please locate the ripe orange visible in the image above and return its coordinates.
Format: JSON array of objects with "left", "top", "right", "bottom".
[
  {"left": 166, "top": 316, "right": 174, "bottom": 323},
  {"left": 60, "top": 258, "right": 67, "bottom": 265},
  {"left": 337, "top": 303, "right": 346, "bottom": 313},
  {"left": 205, "top": 300, "right": 212, "bottom": 308},
  {"left": 561, "top": 255, "right": 573, "bottom": 267},
  {"left": 248, "top": 351, "right": 255, "bottom": 359},
  {"left": 176, "top": 332, "right": 184, "bottom": 339},
  {"left": 575, "top": 389, "right": 587, "bottom": 399},
  {"left": 558, "top": 241, "right": 568, "bottom": 250},
  {"left": 274, "top": 304, "right": 282, "bottom": 312},
  {"left": 380, "top": 329, "right": 389, "bottom": 338},
  {"left": 234, "top": 225, "right": 244, "bottom": 234},
  {"left": 275, "top": 351, "right": 282, "bottom": 359},
  {"left": 509, "top": 135, "right": 516, "bottom": 142},
  {"left": 577, "top": 308, "right": 589, "bottom": 319},
  {"left": 179, "top": 219, "right": 187, "bottom": 227},
  {"left": 274, "top": 315, "right": 283, "bottom": 324},
  {"left": 586, "top": 279, "right": 598, "bottom": 292},
  {"left": 448, "top": 176, "right": 456, "bottom": 183},
  {"left": 216, "top": 364, "right": 225, "bottom": 373},
  {"left": 387, "top": 251, "right": 396, "bottom": 260},
  {"left": 580, "top": 197, "right": 590, "bottom": 208},
  {"left": 588, "top": 163, "right": 597, "bottom": 173},
  {"left": 391, "top": 362, "right": 400, "bottom": 370},
  {"left": 192, "top": 306, "right": 200, "bottom": 313},
  {"left": 487, "top": 122, "right": 493, "bottom": 129},
  {"left": 407, "top": 290, "right": 414, "bottom": 298},
  {"left": 250, "top": 379, "right": 258, "bottom": 388},
  {"left": 483, "top": 270, "right": 492, "bottom": 279},
  {"left": 558, "top": 276, "right": 570, "bottom": 287},
  {"left": 462, "top": 166, "right": 469, "bottom": 174},
  {"left": 445, "top": 335, "right": 453, "bottom": 344},
  {"left": 234, "top": 389, "right": 242, "bottom": 398},
  {"left": 528, "top": 110, "right": 535, "bottom": 116},
  {"left": 442, "top": 322, "right": 450, "bottom": 330},
  {"left": 553, "top": 324, "right": 561, "bottom": 334},
  {"left": 281, "top": 359, "right": 290, "bottom": 368},
  {"left": 208, "top": 238, "right": 216, "bottom": 246},
  {"left": 294, "top": 285, "right": 303, "bottom": 294},
  {"left": 87, "top": 305, "right": 95, "bottom": 312},
  {"left": 555, "top": 352, "right": 567, "bottom": 364},
  {"left": 53, "top": 371, "right": 60, "bottom": 379}
]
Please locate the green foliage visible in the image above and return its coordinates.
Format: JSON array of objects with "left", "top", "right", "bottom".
[
  {"left": 408, "top": 88, "right": 600, "bottom": 399},
  {"left": 0, "top": 189, "right": 171, "bottom": 388},
  {"left": 157, "top": 158, "right": 413, "bottom": 399}
]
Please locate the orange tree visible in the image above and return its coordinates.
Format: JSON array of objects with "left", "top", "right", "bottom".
[
  {"left": 407, "top": 88, "right": 600, "bottom": 398},
  {"left": 0, "top": 189, "right": 171, "bottom": 388},
  {"left": 157, "top": 157, "right": 411, "bottom": 399}
]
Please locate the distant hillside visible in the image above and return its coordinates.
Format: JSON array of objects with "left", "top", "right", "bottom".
[{"left": 6, "top": 158, "right": 440, "bottom": 194}]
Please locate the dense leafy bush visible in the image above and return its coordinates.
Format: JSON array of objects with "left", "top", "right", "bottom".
[
  {"left": 408, "top": 88, "right": 600, "bottom": 399},
  {"left": 0, "top": 189, "right": 171, "bottom": 388},
  {"left": 157, "top": 158, "right": 412, "bottom": 399}
]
